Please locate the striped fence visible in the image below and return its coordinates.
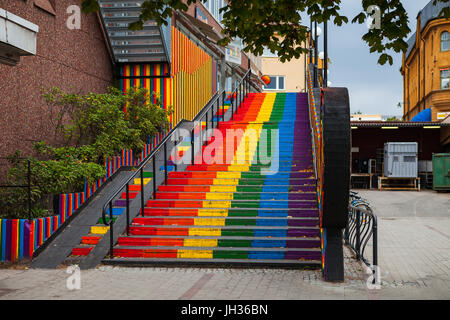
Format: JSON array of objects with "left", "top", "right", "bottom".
[{"left": 307, "top": 67, "right": 327, "bottom": 276}]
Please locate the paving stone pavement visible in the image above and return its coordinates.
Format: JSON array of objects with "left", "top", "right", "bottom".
[
  {"left": 0, "top": 191, "right": 448, "bottom": 300},
  {"left": 0, "top": 244, "right": 448, "bottom": 300}
]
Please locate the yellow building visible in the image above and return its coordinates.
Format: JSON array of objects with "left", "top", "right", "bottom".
[
  {"left": 401, "top": 0, "right": 450, "bottom": 121},
  {"left": 261, "top": 47, "right": 307, "bottom": 92}
]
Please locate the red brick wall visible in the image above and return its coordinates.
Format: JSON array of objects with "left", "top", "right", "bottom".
[{"left": 0, "top": 0, "right": 114, "bottom": 156}]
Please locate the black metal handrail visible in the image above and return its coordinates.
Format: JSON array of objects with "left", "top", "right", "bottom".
[
  {"left": 344, "top": 201, "right": 378, "bottom": 269},
  {"left": 102, "top": 68, "right": 255, "bottom": 259},
  {"left": 0, "top": 157, "right": 32, "bottom": 220}
]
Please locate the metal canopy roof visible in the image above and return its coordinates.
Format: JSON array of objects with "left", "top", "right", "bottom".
[
  {"left": 98, "top": 0, "right": 169, "bottom": 63},
  {"left": 351, "top": 121, "right": 450, "bottom": 128}
]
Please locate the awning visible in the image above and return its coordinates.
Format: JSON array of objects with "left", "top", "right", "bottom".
[
  {"left": 180, "top": 13, "right": 224, "bottom": 43},
  {"left": 411, "top": 108, "right": 432, "bottom": 122}
]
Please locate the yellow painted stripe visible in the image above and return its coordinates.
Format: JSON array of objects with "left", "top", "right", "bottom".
[
  {"left": 202, "top": 201, "right": 231, "bottom": 208},
  {"left": 91, "top": 226, "right": 109, "bottom": 234},
  {"left": 197, "top": 209, "right": 229, "bottom": 217},
  {"left": 216, "top": 171, "right": 242, "bottom": 179},
  {"left": 227, "top": 165, "right": 250, "bottom": 172},
  {"left": 212, "top": 178, "right": 239, "bottom": 185},
  {"left": 183, "top": 239, "right": 218, "bottom": 247},
  {"left": 194, "top": 218, "right": 226, "bottom": 226},
  {"left": 188, "top": 228, "right": 222, "bottom": 236},
  {"left": 177, "top": 249, "right": 213, "bottom": 259},
  {"left": 133, "top": 178, "right": 151, "bottom": 185},
  {"left": 205, "top": 193, "right": 234, "bottom": 200},
  {"left": 210, "top": 186, "right": 236, "bottom": 192}
]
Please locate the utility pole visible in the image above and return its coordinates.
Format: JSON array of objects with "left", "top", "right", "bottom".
[{"left": 314, "top": 21, "right": 318, "bottom": 87}]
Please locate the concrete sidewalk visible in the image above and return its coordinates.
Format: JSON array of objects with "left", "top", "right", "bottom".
[{"left": 0, "top": 190, "right": 448, "bottom": 300}]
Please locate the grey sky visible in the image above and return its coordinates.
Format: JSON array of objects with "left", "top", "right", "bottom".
[{"left": 307, "top": 0, "right": 430, "bottom": 116}]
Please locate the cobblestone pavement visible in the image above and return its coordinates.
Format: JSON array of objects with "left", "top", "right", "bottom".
[
  {"left": 0, "top": 191, "right": 448, "bottom": 300},
  {"left": 0, "top": 244, "right": 448, "bottom": 300}
]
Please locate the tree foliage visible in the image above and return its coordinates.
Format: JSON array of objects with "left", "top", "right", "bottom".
[
  {"left": 81, "top": 0, "right": 449, "bottom": 65},
  {"left": 1, "top": 87, "right": 171, "bottom": 219}
]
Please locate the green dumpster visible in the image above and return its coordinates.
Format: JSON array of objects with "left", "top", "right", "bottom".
[{"left": 433, "top": 153, "right": 450, "bottom": 191}]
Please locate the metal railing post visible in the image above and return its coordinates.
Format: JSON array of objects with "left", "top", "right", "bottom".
[
  {"left": 126, "top": 183, "right": 130, "bottom": 235},
  {"left": 109, "top": 202, "right": 114, "bottom": 259},
  {"left": 191, "top": 128, "right": 195, "bottom": 165},
  {"left": 215, "top": 99, "right": 219, "bottom": 129},
  {"left": 222, "top": 92, "right": 225, "bottom": 123},
  {"left": 140, "top": 168, "right": 145, "bottom": 216},
  {"left": 152, "top": 155, "right": 156, "bottom": 199},
  {"left": 164, "top": 143, "right": 168, "bottom": 184},
  {"left": 27, "top": 159, "right": 31, "bottom": 221},
  {"left": 231, "top": 97, "right": 234, "bottom": 120}
]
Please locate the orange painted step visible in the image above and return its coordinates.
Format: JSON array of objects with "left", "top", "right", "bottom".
[
  {"left": 167, "top": 178, "right": 215, "bottom": 185},
  {"left": 169, "top": 172, "right": 219, "bottom": 179},
  {"left": 129, "top": 185, "right": 142, "bottom": 192},
  {"left": 141, "top": 208, "right": 199, "bottom": 216},
  {"left": 118, "top": 237, "right": 184, "bottom": 247},
  {"left": 129, "top": 226, "right": 189, "bottom": 236},
  {"left": 158, "top": 185, "right": 211, "bottom": 192},
  {"left": 133, "top": 217, "right": 195, "bottom": 226},
  {"left": 113, "top": 248, "right": 178, "bottom": 258},
  {"left": 146, "top": 200, "right": 204, "bottom": 208},
  {"left": 155, "top": 192, "right": 207, "bottom": 200}
]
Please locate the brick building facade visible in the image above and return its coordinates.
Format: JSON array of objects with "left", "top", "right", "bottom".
[{"left": 0, "top": 0, "right": 114, "bottom": 157}]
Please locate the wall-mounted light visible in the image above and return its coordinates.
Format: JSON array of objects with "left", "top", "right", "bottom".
[
  {"left": 381, "top": 127, "right": 399, "bottom": 129},
  {"left": 423, "top": 126, "right": 441, "bottom": 129}
]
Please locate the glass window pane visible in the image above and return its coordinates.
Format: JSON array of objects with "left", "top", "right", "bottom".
[
  {"left": 441, "top": 32, "right": 450, "bottom": 51},
  {"left": 441, "top": 70, "right": 449, "bottom": 89},
  {"left": 278, "top": 76, "right": 285, "bottom": 90},
  {"left": 264, "top": 77, "right": 277, "bottom": 90}
]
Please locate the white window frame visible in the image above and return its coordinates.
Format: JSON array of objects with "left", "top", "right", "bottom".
[{"left": 263, "top": 76, "right": 286, "bottom": 91}]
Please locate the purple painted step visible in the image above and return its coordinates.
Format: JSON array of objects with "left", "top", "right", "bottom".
[
  {"left": 289, "top": 172, "right": 315, "bottom": 179},
  {"left": 290, "top": 185, "right": 316, "bottom": 192},
  {"left": 288, "top": 193, "right": 317, "bottom": 201},
  {"left": 288, "top": 201, "right": 318, "bottom": 209},
  {"left": 289, "top": 178, "right": 316, "bottom": 185},
  {"left": 288, "top": 219, "right": 319, "bottom": 227},
  {"left": 288, "top": 209, "right": 319, "bottom": 218},
  {"left": 284, "top": 251, "right": 322, "bottom": 260},
  {"left": 287, "top": 228, "right": 320, "bottom": 238},
  {"left": 287, "top": 240, "right": 321, "bottom": 248},
  {"left": 114, "top": 200, "right": 127, "bottom": 207}
]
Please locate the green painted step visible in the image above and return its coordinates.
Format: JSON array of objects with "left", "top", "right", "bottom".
[
  {"left": 98, "top": 217, "right": 117, "bottom": 224},
  {"left": 213, "top": 250, "right": 249, "bottom": 259}
]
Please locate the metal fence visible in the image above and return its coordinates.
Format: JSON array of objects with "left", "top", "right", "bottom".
[
  {"left": 0, "top": 157, "right": 32, "bottom": 220},
  {"left": 344, "top": 194, "right": 378, "bottom": 268}
]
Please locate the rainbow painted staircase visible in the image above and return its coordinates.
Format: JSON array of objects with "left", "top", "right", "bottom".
[{"left": 96, "top": 92, "right": 322, "bottom": 267}]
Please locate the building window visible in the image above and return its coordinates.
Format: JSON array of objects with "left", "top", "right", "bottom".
[
  {"left": 262, "top": 47, "right": 278, "bottom": 58},
  {"left": 263, "top": 76, "right": 286, "bottom": 90},
  {"left": 440, "top": 69, "right": 449, "bottom": 89},
  {"left": 441, "top": 31, "right": 450, "bottom": 52}
]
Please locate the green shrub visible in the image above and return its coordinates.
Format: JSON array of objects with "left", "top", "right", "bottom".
[{"left": 0, "top": 86, "right": 172, "bottom": 219}]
